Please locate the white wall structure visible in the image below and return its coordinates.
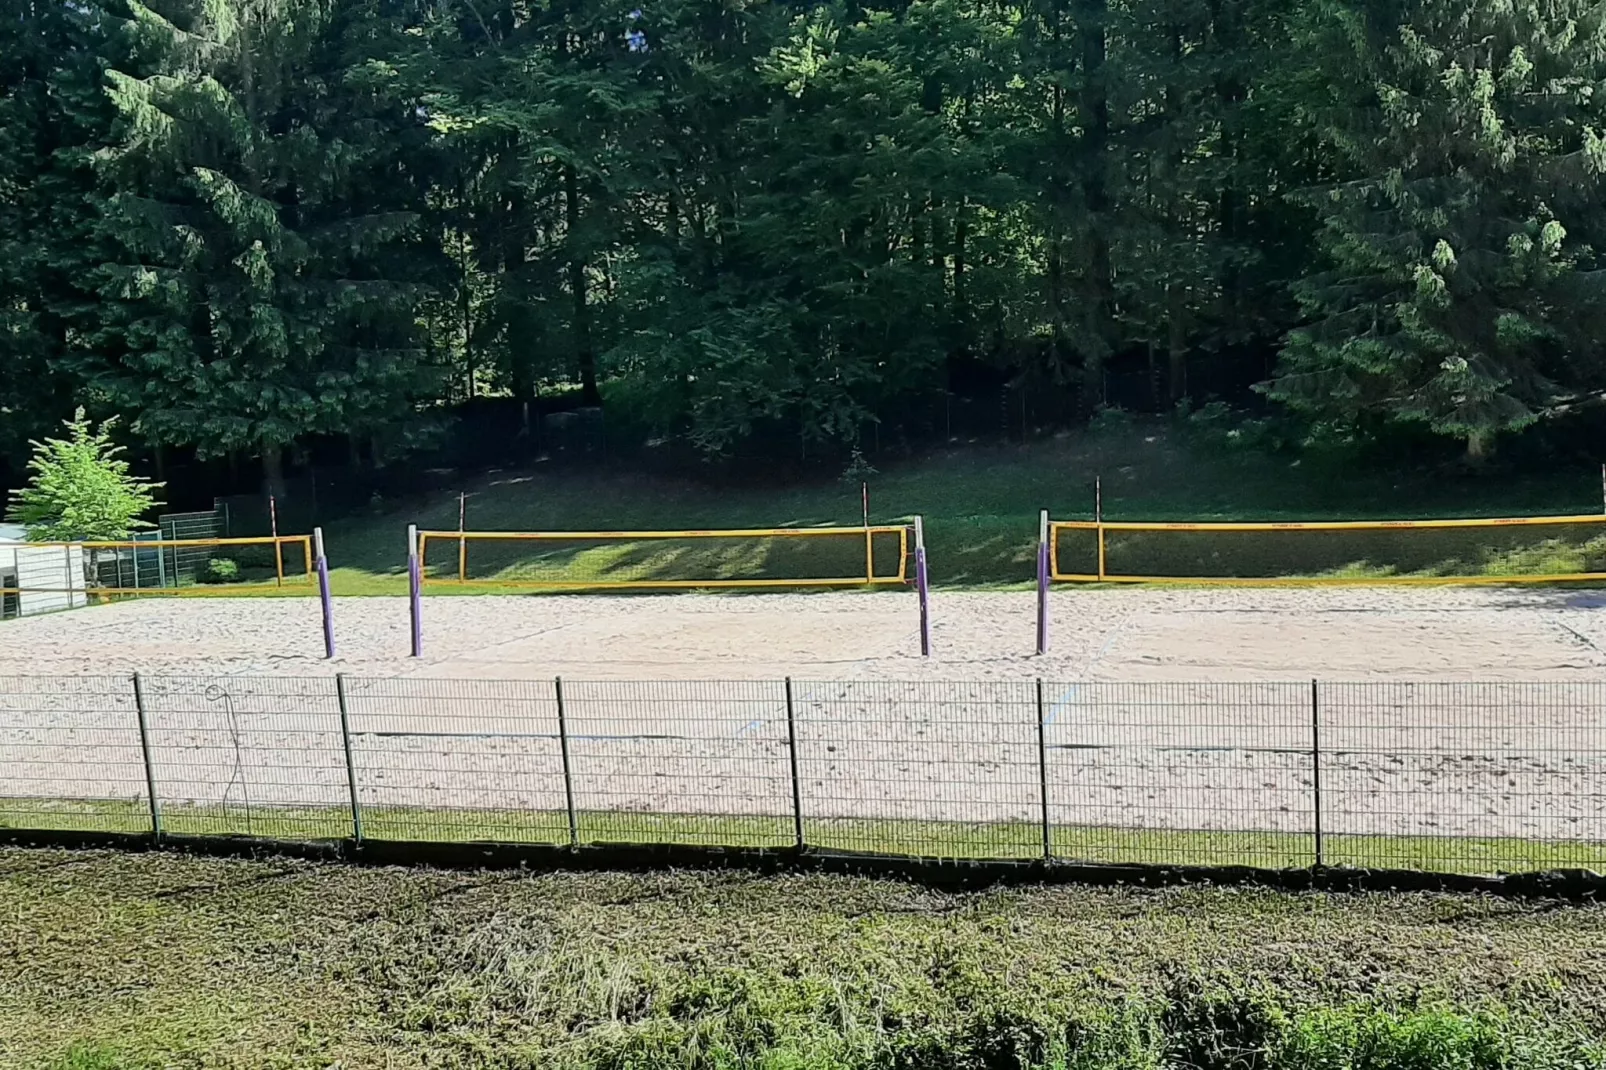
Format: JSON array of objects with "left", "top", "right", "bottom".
[{"left": 0, "top": 524, "right": 89, "bottom": 619}]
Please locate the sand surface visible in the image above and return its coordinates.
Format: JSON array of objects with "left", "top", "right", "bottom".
[
  {"left": 5, "top": 586, "right": 1606, "bottom": 679},
  {"left": 2, "top": 587, "right": 1604, "bottom": 856}
]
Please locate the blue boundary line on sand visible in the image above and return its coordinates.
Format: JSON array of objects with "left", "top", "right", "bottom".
[
  {"left": 736, "top": 681, "right": 825, "bottom": 738},
  {"left": 1045, "top": 616, "right": 1134, "bottom": 725}
]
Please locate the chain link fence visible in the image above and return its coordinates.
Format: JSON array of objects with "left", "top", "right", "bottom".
[{"left": 2, "top": 675, "right": 1603, "bottom": 875}]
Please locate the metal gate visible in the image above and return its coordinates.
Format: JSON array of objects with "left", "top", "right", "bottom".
[{"left": 93, "top": 510, "right": 224, "bottom": 589}]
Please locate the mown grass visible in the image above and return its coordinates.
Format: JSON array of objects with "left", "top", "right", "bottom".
[
  {"left": 6, "top": 848, "right": 1606, "bottom": 1067},
  {"left": 311, "top": 420, "right": 1606, "bottom": 596},
  {"left": 9, "top": 797, "right": 1606, "bottom": 875}
]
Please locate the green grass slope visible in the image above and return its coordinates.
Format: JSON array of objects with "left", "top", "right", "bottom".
[{"left": 318, "top": 421, "right": 1606, "bottom": 595}]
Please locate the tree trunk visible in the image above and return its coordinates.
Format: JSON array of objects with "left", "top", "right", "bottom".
[
  {"left": 460, "top": 229, "right": 475, "bottom": 400},
  {"left": 501, "top": 164, "right": 534, "bottom": 399},
  {"left": 1165, "top": 27, "right": 1188, "bottom": 405},
  {"left": 953, "top": 200, "right": 969, "bottom": 351},
  {"left": 1147, "top": 340, "right": 1159, "bottom": 407},
  {"left": 1211, "top": 0, "right": 1245, "bottom": 328},
  {"left": 564, "top": 163, "right": 600, "bottom": 406},
  {"left": 1168, "top": 279, "right": 1188, "bottom": 402},
  {"left": 1077, "top": 0, "right": 1113, "bottom": 413},
  {"left": 952, "top": 90, "right": 974, "bottom": 356},
  {"left": 1047, "top": 0, "right": 1070, "bottom": 365},
  {"left": 261, "top": 443, "right": 287, "bottom": 502}
]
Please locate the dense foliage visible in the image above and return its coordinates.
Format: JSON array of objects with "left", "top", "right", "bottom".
[{"left": 5, "top": 0, "right": 1606, "bottom": 479}]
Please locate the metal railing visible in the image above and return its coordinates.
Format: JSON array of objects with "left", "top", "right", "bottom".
[{"left": 1, "top": 675, "right": 1602, "bottom": 876}]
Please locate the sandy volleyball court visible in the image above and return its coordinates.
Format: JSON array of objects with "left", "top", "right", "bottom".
[
  {"left": 2, "top": 587, "right": 1604, "bottom": 861},
  {"left": 2, "top": 586, "right": 1606, "bottom": 679}
]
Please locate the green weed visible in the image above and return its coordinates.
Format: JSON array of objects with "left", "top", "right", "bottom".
[{"left": 9, "top": 852, "right": 1606, "bottom": 1068}]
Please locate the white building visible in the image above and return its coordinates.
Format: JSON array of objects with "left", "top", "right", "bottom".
[{"left": 0, "top": 524, "right": 88, "bottom": 619}]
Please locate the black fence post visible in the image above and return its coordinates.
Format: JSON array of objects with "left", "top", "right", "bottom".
[
  {"left": 555, "top": 677, "right": 578, "bottom": 847},
  {"left": 1036, "top": 678, "right": 1051, "bottom": 861},
  {"left": 785, "top": 677, "right": 805, "bottom": 852},
  {"left": 1311, "top": 678, "right": 1324, "bottom": 869},
  {"left": 334, "top": 674, "right": 363, "bottom": 844},
  {"left": 131, "top": 673, "right": 161, "bottom": 840}
]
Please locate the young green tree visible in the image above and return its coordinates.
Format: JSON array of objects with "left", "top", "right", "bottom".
[{"left": 7, "top": 409, "right": 164, "bottom": 541}]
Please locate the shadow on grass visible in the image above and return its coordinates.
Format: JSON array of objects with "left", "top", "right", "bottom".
[
  {"left": 6, "top": 798, "right": 1603, "bottom": 877},
  {"left": 314, "top": 423, "right": 1606, "bottom": 595},
  {"left": 418, "top": 528, "right": 913, "bottom": 588}
]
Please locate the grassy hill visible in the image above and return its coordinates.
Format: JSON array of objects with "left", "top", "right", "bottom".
[{"left": 319, "top": 420, "right": 1606, "bottom": 595}]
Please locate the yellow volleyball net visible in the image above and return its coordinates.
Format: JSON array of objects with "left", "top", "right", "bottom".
[
  {"left": 1046, "top": 513, "right": 1606, "bottom": 586},
  {"left": 1032, "top": 507, "right": 1606, "bottom": 653},
  {"left": 0, "top": 535, "right": 316, "bottom": 609},
  {"left": 416, "top": 525, "right": 912, "bottom": 590},
  {"left": 405, "top": 521, "right": 933, "bottom": 658}
]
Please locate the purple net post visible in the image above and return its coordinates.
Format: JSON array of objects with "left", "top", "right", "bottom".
[
  {"left": 1036, "top": 510, "right": 1049, "bottom": 655},
  {"left": 408, "top": 524, "right": 423, "bottom": 658},
  {"left": 915, "top": 515, "right": 931, "bottom": 657},
  {"left": 314, "top": 527, "right": 335, "bottom": 659}
]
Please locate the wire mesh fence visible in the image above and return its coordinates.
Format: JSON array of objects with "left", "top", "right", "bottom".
[
  {"left": 0, "top": 676, "right": 149, "bottom": 833},
  {"left": 795, "top": 679, "right": 1043, "bottom": 858},
  {"left": 341, "top": 676, "right": 567, "bottom": 844},
  {"left": 2, "top": 674, "right": 1604, "bottom": 876},
  {"left": 137, "top": 675, "right": 351, "bottom": 840}
]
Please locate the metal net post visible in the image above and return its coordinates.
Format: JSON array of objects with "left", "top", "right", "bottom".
[
  {"left": 1036, "top": 510, "right": 1050, "bottom": 655},
  {"left": 407, "top": 524, "right": 422, "bottom": 658},
  {"left": 133, "top": 673, "right": 162, "bottom": 839},
  {"left": 914, "top": 516, "right": 931, "bottom": 657},
  {"left": 335, "top": 674, "right": 363, "bottom": 843},
  {"left": 786, "top": 677, "right": 805, "bottom": 851},
  {"left": 315, "top": 527, "right": 335, "bottom": 659},
  {"left": 1036, "top": 677, "right": 1051, "bottom": 860},
  {"left": 1311, "top": 678, "right": 1324, "bottom": 868},
  {"left": 555, "top": 677, "right": 578, "bottom": 847},
  {"left": 270, "top": 495, "right": 284, "bottom": 587}
]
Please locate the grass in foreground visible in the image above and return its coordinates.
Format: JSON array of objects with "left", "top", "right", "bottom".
[
  {"left": 313, "top": 420, "right": 1606, "bottom": 595},
  {"left": 5, "top": 848, "right": 1606, "bottom": 1067},
  {"left": 7, "top": 797, "right": 1604, "bottom": 876}
]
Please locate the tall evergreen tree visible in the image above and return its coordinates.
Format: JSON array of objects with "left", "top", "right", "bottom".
[
  {"left": 1266, "top": 0, "right": 1606, "bottom": 458},
  {"left": 85, "top": 0, "right": 442, "bottom": 493},
  {"left": 0, "top": 0, "right": 109, "bottom": 463}
]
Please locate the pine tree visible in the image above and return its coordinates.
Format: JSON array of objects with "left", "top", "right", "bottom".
[
  {"left": 85, "top": 0, "right": 442, "bottom": 494},
  {"left": 0, "top": 0, "right": 110, "bottom": 461},
  {"left": 1266, "top": 0, "right": 1606, "bottom": 458}
]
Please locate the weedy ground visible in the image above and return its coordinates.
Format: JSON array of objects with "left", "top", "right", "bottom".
[{"left": 5, "top": 848, "right": 1606, "bottom": 1068}]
